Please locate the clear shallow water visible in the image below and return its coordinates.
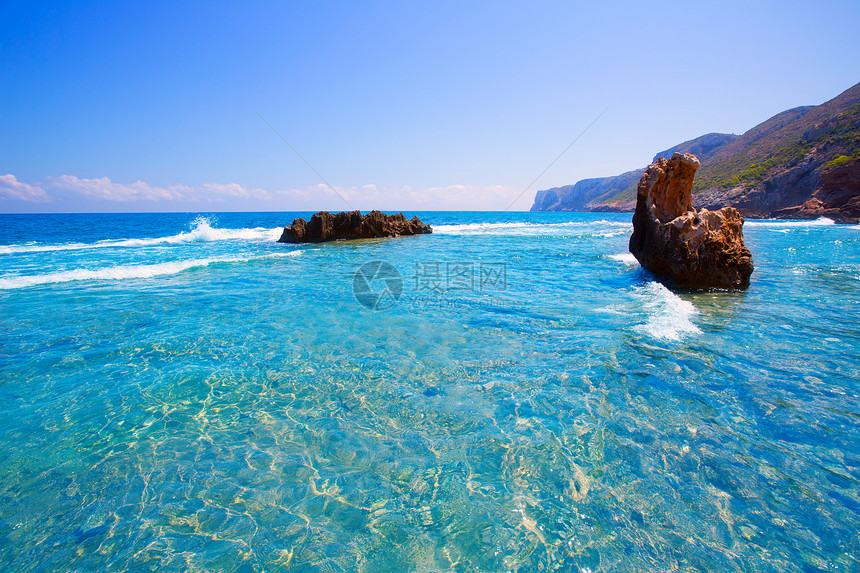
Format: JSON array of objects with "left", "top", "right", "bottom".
[{"left": 0, "top": 211, "right": 858, "bottom": 572}]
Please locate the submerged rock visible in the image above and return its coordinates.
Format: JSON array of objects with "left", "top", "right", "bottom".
[
  {"left": 278, "top": 210, "right": 432, "bottom": 243},
  {"left": 629, "top": 152, "right": 754, "bottom": 290}
]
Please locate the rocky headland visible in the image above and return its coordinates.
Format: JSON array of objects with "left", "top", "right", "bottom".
[
  {"left": 770, "top": 157, "right": 860, "bottom": 223},
  {"left": 629, "top": 153, "right": 754, "bottom": 290},
  {"left": 533, "top": 81, "right": 860, "bottom": 223},
  {"left": 278, "top": 210, "right": 432, "bottom": 243}
]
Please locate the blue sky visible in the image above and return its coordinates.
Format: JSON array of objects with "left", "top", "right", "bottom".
[{"left": 1, "top": 0, "right": 858, "bottom": 212}]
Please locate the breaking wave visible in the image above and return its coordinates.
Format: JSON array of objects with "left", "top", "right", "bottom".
[
  {"left": 0, "top": 251, "right": 299, "bottom": 290},
  {"left": 433, "top": 220, "right": 631, "bottom": 236},
  {"left": 607, "top": 252, "right": 639, "bottom": 265},
  {"left": 0, "top": 217, "right": 284, "bottom": 255},
  {"left": 744, "top": 217, "right": 836, "bottom": 229},
  {"left": 633, "top": 282, "right": 701, "bottom": 341}
]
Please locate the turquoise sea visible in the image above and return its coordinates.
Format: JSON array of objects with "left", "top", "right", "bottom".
[{"left": 0, "top": 211, "right": 858, "bottom": 572}]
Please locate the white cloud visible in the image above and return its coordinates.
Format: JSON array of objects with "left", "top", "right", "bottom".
[
  {"left": 0, "top": 173, "right": 530, "bottom": 211},
  {"left": 339, "top": 183, "right": 521, "bottom": 210},
  {"left": 48, "top": 175, "right": 182, "bottom": 202},
  {"left": 0, "top": 174, "right": 49, "bottom": 201},
  {"left": 45, "top": 175, "right": 278, "bottom": 203},
  {"left": 424, "top": 184, "right": 518, "bottom": 209},
  {"left": 197, "top": 182, "right": 272, "bottom": 200}
]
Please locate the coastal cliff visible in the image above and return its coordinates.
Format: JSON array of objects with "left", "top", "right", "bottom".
[
  {"left": 530, "top": 132, "right": 739, "bottom": 213},
  {"left": 532, "top": 81, "right": 860, "bottom": 222}
]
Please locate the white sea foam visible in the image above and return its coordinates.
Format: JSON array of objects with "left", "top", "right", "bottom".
[
  {"left": 744, "top": 217, "right": 835, "bottom": 229},
  {"left": 0, "top": 251, "right": 299, "bottom": 290},
  {"left": 433, "top": 220, "right": 631, "bottom": 236},
  {"left": 633, "top": 282, "right": 701, "bottom": 341},
  {"left": 0, "top": 217, "right": 284, "bottom": 255},
  {"left": 607, "top": 252, "right": 639, "bottom": 265}
]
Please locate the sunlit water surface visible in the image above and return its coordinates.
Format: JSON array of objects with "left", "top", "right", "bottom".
[{"left": 0, "top": 212, "right": 858, "bottom": 572}]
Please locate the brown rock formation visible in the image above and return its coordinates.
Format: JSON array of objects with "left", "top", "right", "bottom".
[
  {"left": 771, "top": 158, "right": 860, "bottom": 224},
  {"left": 278, "top": 210, "right": 432, "bottom": 243},
  {"left": 629, "top": 153, "right": 754, "bottom": 290}
]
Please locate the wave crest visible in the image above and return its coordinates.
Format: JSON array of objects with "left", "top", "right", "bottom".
[
  {"left": 433, "top": 220, "right": 631, "bottom": 236},
  {"left": 0, "top": 251, "right": 299, "bottom": 290},
  {"left": 744, "top": 217, "right": 835, "bottom": 229},
  {"left": 607, "top": 252, "right": 639, "bottom": 265},
  {"left": 0, "top": 216, "right": 284, "bottom": 255},
  {"left": 633, "top": 282, "right": 701, "bottom": 341}
]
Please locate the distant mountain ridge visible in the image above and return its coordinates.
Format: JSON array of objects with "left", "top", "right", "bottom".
[
  {"left": 531, "top": 132, "right": 739, "bottom": 212},
  {"left": 531, "top": 81, "right": 860, "bottom": 222},
  {"left": 531, "top": 168, "right": 644, "bottom": 212},
  {"left": 650, "top": 132, "right": 739, "bottom": 164}
]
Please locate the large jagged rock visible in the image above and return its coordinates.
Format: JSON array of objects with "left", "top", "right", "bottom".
[
  {"left": 278, "top": 210, "right": 432, "bottom": 243},
  {"left": 629, "top": 152, "right": 754, "bottom": 290}
]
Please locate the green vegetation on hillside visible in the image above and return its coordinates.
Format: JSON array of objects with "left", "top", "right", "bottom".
[
  {"left": 720, "top": 143, "right": 811, "bottom": 189},
  {"left": 825, "top": 150, "right": 860, "bottom": 168},
  {"left": 603, "top": 108, "right": 858, "bottom": 203},
  {"left": 693, "top": 101, "right": 860, "bottom": 193},
  {"left": 602, "top": 182, "right": 639, "bottom": 205},
  {"left": 533, "top": 82, "right": 860, "bottom": 213}
]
